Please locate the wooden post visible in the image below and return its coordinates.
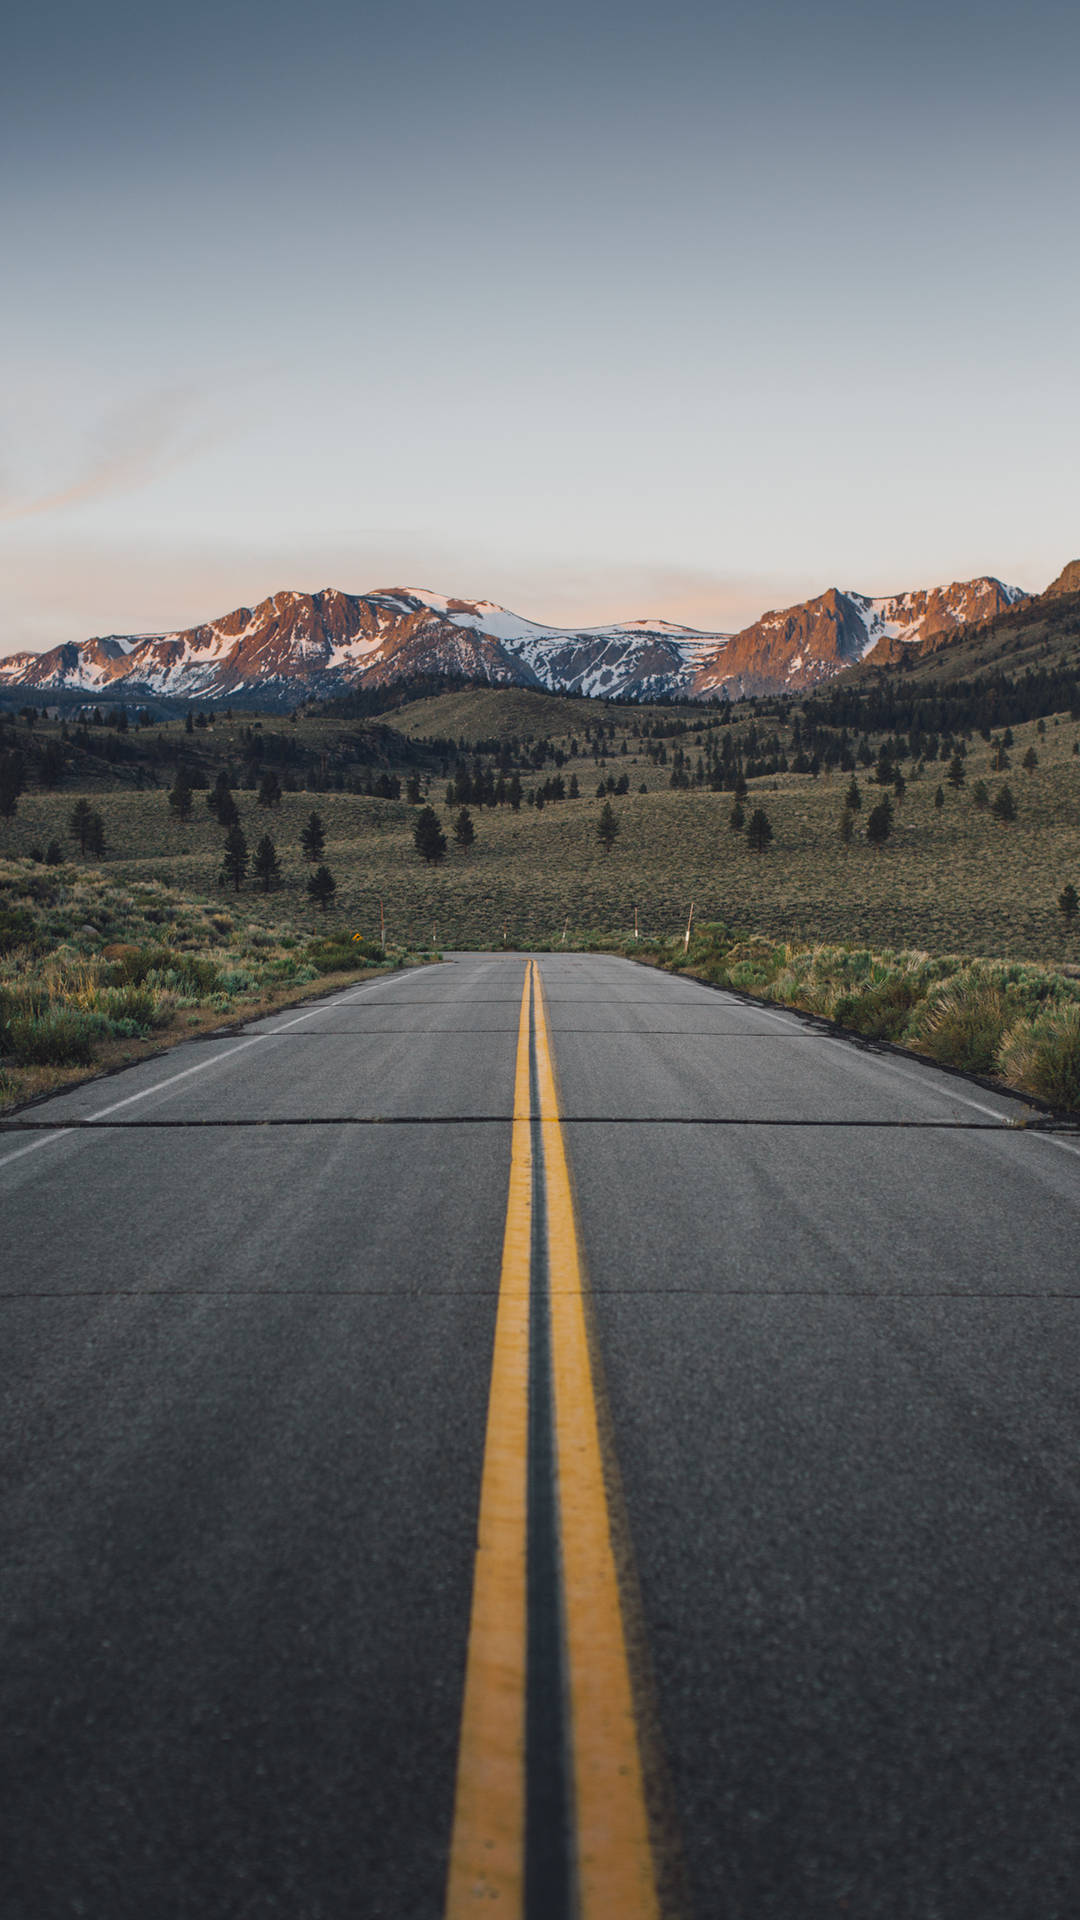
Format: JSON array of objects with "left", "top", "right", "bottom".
[
  {"left": 379, "top": 898, "right": 385, "bottom": 946},
  {"left": 633, "top": 905, "right": 639, "bottom": 941},
  {"left": 684, "top": 901, "right": 695, "bottom": 952},
  {"left": 561, "top": 916, "right": 569, "bottom": 946}
]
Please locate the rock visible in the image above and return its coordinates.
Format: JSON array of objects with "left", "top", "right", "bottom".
[{"left": 1045, "top": 559, "right": 1080, "bottom": 598}]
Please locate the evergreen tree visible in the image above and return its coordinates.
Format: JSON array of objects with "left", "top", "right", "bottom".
[
  {"left": 168, "top": 770, "right": 194, "bottom": 821},
  {"left": 729, "top": 800, "right": 745, "bottom": 832},
  {"left": 971, "top": 779, "right": 989, "bottom": 809},
  {"left": 597, "top": 801, "right": 619, "bottom": 853},
  {"left": 454, "top": 807, "right": 476, "bottom": 850},
  {"left": 1059, "top": 882, "right": 1079, "bottom": 923},
  {"left": 991, "top": 783, "right": 1017, "bottom": 822},
  {"left": 220, "top": 823, "right": 248, "bottom": 891},
  {"left": 69, "top": 797, "right": 93, "bottom": 851},
  {"left": 207, "top": 770, "right": 232, "bottom": 817},
  {"left": 257, "top": 769, "right": 282, "bottom": 808},
  {"left": 414, "top": 806, "right": 448, "bottom": 863},
  {"left": 252, "top": 833, "right": 281, "bottom": 892},
  {"left": 300, "top": 810, "right": 326, "bottom": 861},
  {"left": 839, "top": 806, "right": 854, "bottom": 843},
  {"left": 307, "top": 864, "right": 336, "bottom": 911},
  {"left": 406, "top": 775, "right": 422, "bottom": 804},
  {"left": 1022, "top": 746, "right": 1039, "bottom": 773},
  {"left": 947, "top": 753, "right": 966, "bottom": 788},
  {"left": 844, "top": 775, "right": 861, "bottom": 812},
  {"left": 746, "top": 807, "right": 773, "bottom": 853},
  {"left": 217, "top": 790, "right": 240, "bottom": 828},
  {"left": 84, "top": 810, "right": 106, "bottom": 857},
  {"left": 866, "top": 796, "right": 894, "bottom": 845},
  {"left": 508, "top": 775, "right": 523, "bottom": 812},
  {"left": 0, "top": 751, "right": 24, "bottom": 818},
  {"left": 934, "top": 785, "right": 945, "bottom": 810}
]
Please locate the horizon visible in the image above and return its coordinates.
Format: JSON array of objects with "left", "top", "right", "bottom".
[
  {"left": 4, "top": 0, "right": 1078, "bottom": 655},
  {"left": 0, "top": 560, "right": 1062, "bottom": 661}
]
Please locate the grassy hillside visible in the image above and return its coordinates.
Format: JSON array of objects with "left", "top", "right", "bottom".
[{"left": 2, "top": 706, "right": 1079, "bottom": 961}]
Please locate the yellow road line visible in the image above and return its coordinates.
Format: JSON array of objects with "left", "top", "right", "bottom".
[
  {"left": 532, "top": 966, "right": 661, "bottom": 1920},
  {"left": 445, "top": 960, "right": 533, "bottom": 1917}
]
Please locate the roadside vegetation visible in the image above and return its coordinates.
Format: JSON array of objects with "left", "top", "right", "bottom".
[
  {"left": 581, "top": 925, "right": 1080, "bottom": 1114},
  {"left": 3, "top": 658, "right": 1080, "bottom": 1111},
  {"left": 0, "top": 859, "right": 414, "bottom": 1112}
]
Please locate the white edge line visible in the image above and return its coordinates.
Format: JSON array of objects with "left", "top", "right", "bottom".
[{"left": 0, "top": 976, "right": 398, "bottom": 1173}]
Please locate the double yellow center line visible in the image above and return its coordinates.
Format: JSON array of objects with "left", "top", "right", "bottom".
[{"left": 446, "top": 960, "right": 660, "bottom": 1918}]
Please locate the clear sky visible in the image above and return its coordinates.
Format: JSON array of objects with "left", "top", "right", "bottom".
[{"left": 3, "top": 0, "right": 1078, "bottom": 652}]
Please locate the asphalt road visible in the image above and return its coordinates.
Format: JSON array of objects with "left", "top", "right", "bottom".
[{"left": 3, "top": 952, "right": 1080, "bottom": 1918}]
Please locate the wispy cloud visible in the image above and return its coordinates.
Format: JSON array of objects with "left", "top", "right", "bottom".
[{"left": 0, "top": 386, "right": 219, "bottom": 523}]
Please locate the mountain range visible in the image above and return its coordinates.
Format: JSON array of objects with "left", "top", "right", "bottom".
[{"left": 0, "top": 570, "right": 1065, "bottom": 710}]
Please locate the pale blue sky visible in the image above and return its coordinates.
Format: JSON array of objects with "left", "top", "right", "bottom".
[{"left": 3, "top": 0, "right": 1078, "bottom": 650}]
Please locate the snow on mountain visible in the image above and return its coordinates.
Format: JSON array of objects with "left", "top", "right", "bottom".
[
  {"left": 0, "top": 575, "right": 1030, "bottom": 708},
  {"left": 691, "top": 577, "right": 1027, "bottom": 699}
]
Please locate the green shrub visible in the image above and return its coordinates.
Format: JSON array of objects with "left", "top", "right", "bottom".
[
  {"left": 918, "top": 979, "right": 1012, "bottom": 1076},
  {"left": 7, "top": 1006, "right": 97, "bottom": 1066},
  {"left": 305, "top": 939, "right": 380, "bottom": 974},
  {"left": 1004, "top": 1006, "right": 1080, "bottom": 1112},
  {"left": 0, "top": 908, "right": 37, "bottom": 955},
  {"left": 102, "top": 984, "right": 159, "bottom": 1031},
  {"left": 831, "top": 974, "right": 922, "bottom": 1041}
]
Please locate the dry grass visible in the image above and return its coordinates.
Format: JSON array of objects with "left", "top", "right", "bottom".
[{"left": 0, "top": 860, "right": 426, "bottom": 1112}]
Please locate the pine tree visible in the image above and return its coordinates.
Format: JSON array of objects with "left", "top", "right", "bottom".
[
  {"left": 947, "top": 753, "right": 966, "bottom": 788},
  {"left": 971, "top": 779, "right": 989, "bottom": 809},
  {"left": 252, "top": 833, "right": 281, "bottom": 892},
  {"left": 217, "top": 790, "right": 240, "bottom": 828},
  {"left": 300, "top": 811, "right": 326, "bottom": 861},
  {"left": 839, "top": 806, "right": 854, "bottom": 843},
  {"left": 597, "top": 801, "right": 619, "bottom": 853},
  {"left": 84, "top": 811, "right": 106, "bottom": 857},
  {"left": 866, "top": 796, "right": 893, "bottom": 845},
  {"left": 307, "top": 864, "right": 336, "bottom": 912},
  {"left": 746, "top": 807, "right": 772, "bottom": 853},
  {"left": 69, "top": 797, "right": 93, "bottom": 851},
  {"left": 454, "top": 807, "right": 476, "bottom": 850},
  {"left": 508, "top": 775, "right": 523, "bottom": 812},
  {"left": 207, "top": 770, "right": 231, "bottom": 818},
  {"left": 220, "top": 824, "right": 248, "bottom": 891},
  {"left": 991, "top": 783, "right": 1017, "bottom": 823},
  {"left": 1022, "top": 746, "right": 1039, "bottom": 773},
  {"left": 168, "top": 770, "right": 194, "bottom": 821},
  {"left": 934, "top": 785, "right": 945, "bottom": 810},
  {"left": 729, "top": 799, "right": 745, "bottom": 832},
  {"left": 0, "top": 752, "right": 23, "bottom": 819},
  {"left": 414, "top": 806, "right": 447, "bottom": 863},
  {"left": 844, "top": 775, "right": 861, "bottom": 812},
  {"left": 257, "top": 769, "right": 282, "bottom": 808},
  {"left": 1059, "top": 883, "right": 1079, "bottom": 923}
]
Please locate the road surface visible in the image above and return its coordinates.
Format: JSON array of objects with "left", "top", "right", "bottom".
[{"left": 3, "top": 952, "right": 1080, "bottom": 1918}]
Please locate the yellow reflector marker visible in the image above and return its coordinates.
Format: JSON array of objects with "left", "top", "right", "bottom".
[
  {"left": 532, "top": 967, "right": 660, "bottom": 1920},
  {"left": 445, "top": 960, "right": 533, "bottom": 1917}
]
